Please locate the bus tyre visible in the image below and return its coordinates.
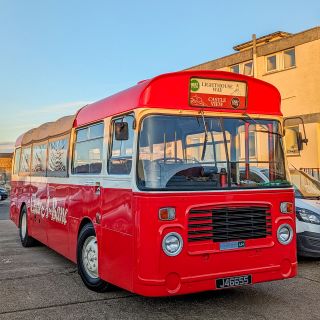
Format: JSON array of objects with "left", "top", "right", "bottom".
[
  {"left": 19, "top": 206, "right": 35, "bottom": 247},
  {"left": 77, "top": 223, "right": 110, "bottom": 293}
]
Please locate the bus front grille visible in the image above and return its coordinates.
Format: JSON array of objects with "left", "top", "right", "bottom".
[{"left": 188, "top": 205, "right": 272, "bottom": 243}]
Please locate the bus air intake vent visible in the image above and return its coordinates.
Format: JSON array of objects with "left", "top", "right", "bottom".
[{"left": 188, "top": 205, "right": 272, "bottom": 243}]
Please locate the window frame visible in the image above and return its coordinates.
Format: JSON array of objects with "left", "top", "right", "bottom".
[
  {"left": 230, "top": 61, "right": 253, "bottom": 76},
  {"left": 31, "top": 141, "right": 48, "bottom": 177},
  {"left": 72, "top": 121, "right": 105, "bottom": 175},
  {"left": 46, "top": 134, "right": 70, "bottom": 178},
  {"left": 243, "top": 61, "right": 253, "bottom": 76},
  {"left": 19, "top": 145, "right": 32, "bottom": 176},
  {"left": 230, "top": 64, "right": 240, "bottom": 74},
  {"left": 266, "top": 53, "right": 278, "bottom": 72},
  {"left": 107, "top": 113, "right": 135, "bottom": 176},
  {"left": 265, "top": 48, "right": 296, "bottom": 73},
  {"left": 13, "top": 147, "right": 21, "bottom": 175},
  {"left": 283, "top": 48, "right": 296, "bottom": 70}
]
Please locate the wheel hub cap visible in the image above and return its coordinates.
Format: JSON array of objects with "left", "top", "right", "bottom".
[{"left": 82, "top": 236, "right": 98, "bottom": 279}]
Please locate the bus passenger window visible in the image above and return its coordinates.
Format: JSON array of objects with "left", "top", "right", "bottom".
[
  {"left": 31, "top": 143, "right": 48, "bottom": 176},
  {"left": 13, "top": 148, "right": 21, "bottom": 175},
  {"left": 108, "top": 115, "right": 134, "bottom": 175},
  {"left": 47, "top": 135, "right": 69, "bottom": 177},
  {"left": 73, "top": 122, "right": 104, "bottom": 174},
  {"left": 19, "top": 146, "right": 31, "bottom": 175}
]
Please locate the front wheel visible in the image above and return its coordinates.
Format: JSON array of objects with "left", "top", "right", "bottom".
[
  {"left": 19, "top": 206, "right": 35, "bottom": 247},
  {"left": 77, "top": 223, "right": 110, "bottom": 292}
]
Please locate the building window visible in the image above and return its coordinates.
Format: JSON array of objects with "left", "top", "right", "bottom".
[
  {"left": 249, "top": 131, "right": 256, "bottom": 157},
  {"left": 266, "top": 54, "right": 277, "bottom": 72},
  {"left": 243, "top": 61, "right": 253, "bottom": 76},
  {"left": 230, "top": 64, "right": 240, "bottom": 73},
  {"left": 73, "top": 122, "right": 104, "bottom": 174},
  {"left": 265, "top": 48, "right": 296, "bottom": 73},
  {"left": 284, "top": 48, "right": 295, "bottom": 69},
  {"left": 285, "top": 125, "right": 300, "bottom": 156},
  {"left": 230, "top": 61, "right": 253, "bottom": 76}
]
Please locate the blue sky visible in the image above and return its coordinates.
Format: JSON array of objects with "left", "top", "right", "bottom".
[{"left": 0, "top": 0, "right": 319, "bottom": 151}]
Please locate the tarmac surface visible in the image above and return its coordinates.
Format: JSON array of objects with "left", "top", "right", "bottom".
[{"left": 0, "top": 199, "right": 320, "bottom": 320}]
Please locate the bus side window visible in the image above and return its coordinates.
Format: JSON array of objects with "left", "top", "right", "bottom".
[
  {"left": 72, "top": 122, "right": 104, "bottom": 175},
  {"left": 19, "top": 146, "right": 32, "bottom": 176},
  {"left": 47, "top": 135, "right": 69, "bottom": 178},
  {"left": 31, "top": 142, "right": 48, "bottom": 176},
  {"left": 108, "top": 115, "right": 134, "bottom": 175},
  {"left": 13, "top": 148, "right": 21, "bottom": 175}
]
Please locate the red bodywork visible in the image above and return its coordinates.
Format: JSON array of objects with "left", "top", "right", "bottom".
[{"left": 10, "top": 71, "right": 296, "bottom": 296}]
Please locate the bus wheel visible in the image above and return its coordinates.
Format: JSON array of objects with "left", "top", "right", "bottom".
[
  {"left": 19, "top": 206, "right": 35, "bottom": 247},
  {"left": 77, "top": 223, "right": 110, "bottom": 292}
]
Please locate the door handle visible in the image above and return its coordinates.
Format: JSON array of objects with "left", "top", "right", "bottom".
[{"left": 95, "top": 182, "right": 101, "bottom": 195}]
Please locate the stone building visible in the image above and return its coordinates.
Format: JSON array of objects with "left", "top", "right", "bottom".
[
  {"left": 187, "top": 26, "right": 320, "bottom": 180},
  {"left": 0, "top": 153, "right": 13, "bottom": 186}
]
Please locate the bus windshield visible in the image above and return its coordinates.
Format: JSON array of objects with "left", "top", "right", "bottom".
[{"left": 137, "top": 115, "right": 290, "bottom": 191}]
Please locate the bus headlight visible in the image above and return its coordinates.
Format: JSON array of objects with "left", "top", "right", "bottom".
[
  {"left": 277, "top": 224, "right": 293, "bottom": 245},
  {"left": 162, "top": 232, "right": 183, "bottom": 256}
]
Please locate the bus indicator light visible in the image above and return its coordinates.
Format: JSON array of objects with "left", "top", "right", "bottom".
[
  {"left": 159, "top": 207, "right": 176, "bottom": 221},
  {"left": 280, "top": 202, "right": 293, "bottom": 214}
]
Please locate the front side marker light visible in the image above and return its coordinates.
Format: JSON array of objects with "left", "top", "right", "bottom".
[
  {"left": 280, "top": 202, "right": 293, "bottom": 214},
  {"left": 162, "top": 232, "right": 183, "bottom": 256},
  {"left": 277, "top": 224, "right": 293, "bottom": 245},
  {"left": 159, "top": 207, "right": 176, "bottom": 221}
]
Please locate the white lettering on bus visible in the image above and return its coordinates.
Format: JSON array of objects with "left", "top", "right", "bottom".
[{"left": 31, "top": 195, "right": 68, "bottom": 225}]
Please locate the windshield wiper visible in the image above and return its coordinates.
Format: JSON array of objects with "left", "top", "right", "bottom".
[{"left": 242, "top": 113, "right": 282, "bottom": 136}]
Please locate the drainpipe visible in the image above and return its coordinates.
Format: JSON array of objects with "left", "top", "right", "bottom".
[{"left": 252, "top": 34, "right": 257, "bottom": 78}]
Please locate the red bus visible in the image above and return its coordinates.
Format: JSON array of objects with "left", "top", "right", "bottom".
[{"left": 10, "top": 71, "right": 297, "bottom": 296}]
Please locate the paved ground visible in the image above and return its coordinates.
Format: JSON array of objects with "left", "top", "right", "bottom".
[
  {"left": 0, "top": 200, "right": 320, "bottom": 320},
  {"left": 0, "top": 198, "right": 9, "bottom": 220}
]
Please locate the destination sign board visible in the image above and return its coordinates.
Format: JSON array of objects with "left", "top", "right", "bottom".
[{"left": 189, "top": 78, "right": 247, "bottom": 109}]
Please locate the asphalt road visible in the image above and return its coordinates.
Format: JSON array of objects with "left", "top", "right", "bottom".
[
  {"left": 0, "top": 198, "right": 9, "bottom": 220},
  {"left": 0, "top": 200, "right": 320, "bottom": 320}
]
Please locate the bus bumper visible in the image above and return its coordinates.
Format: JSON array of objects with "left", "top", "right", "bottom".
[{"left": 134, "top": 261, "right": 297, "bottom": 297}]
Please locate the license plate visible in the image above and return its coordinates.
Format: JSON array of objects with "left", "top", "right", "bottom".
[{"left": 216, "top": 275, "right": 252, "bottom": 289}]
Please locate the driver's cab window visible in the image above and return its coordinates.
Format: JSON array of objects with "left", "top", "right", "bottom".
[{"left": 108, "top": 115, "right": 134, "bottom": 175}]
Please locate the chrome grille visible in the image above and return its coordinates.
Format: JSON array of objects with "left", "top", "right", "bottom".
[{"left": 188, "top": 205, "right": 272, "bottom": 243}]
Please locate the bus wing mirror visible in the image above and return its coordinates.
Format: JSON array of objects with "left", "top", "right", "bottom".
[
  {"left": 283, "top": 116, "right": 308, "bottom": 151},
  {"left": 115, "top": 122, "right": 129, "bottom": 140},
  {"left": 297, "top": 132, "right": 304, "bottom": 151}
]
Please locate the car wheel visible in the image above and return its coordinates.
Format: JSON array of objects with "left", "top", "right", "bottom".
[
  {"left": 77, "top": 223, "right": 110, "bottom": 292},
  {"left": 19, "top": 206, "right": 35, "bottom": 247}
]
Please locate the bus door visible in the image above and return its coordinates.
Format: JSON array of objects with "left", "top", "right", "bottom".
[
  {"left": 69, "top": 122, "right": 105, "bottom": 261},
  {"left": 99, "top": 115, "right": 135, "bottom": 289}
]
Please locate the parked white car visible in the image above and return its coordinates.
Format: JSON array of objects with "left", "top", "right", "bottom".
[
  {"left": 290, "top": 168, "right": 320, "bottom": 257},
  {"left": 240, "top": 167, "right": 320, "bottom": 257}
]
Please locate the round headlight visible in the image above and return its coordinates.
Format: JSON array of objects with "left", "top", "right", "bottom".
[
  {"left": 162, "top": 232, "right": 183, "bottom": 256},
  {"left": 277, "top": 224, "right": 293, "bottom": 245}
]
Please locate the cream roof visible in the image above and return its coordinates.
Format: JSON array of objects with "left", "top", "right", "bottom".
[{"left": 21, "top": 115, "right": 75, "bottom": 146}]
